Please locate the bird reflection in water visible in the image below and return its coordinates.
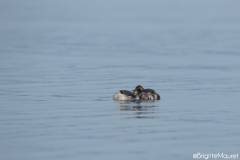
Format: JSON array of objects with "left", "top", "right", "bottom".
[{"left": 115, "top": 100, "right": 159, "bottom": 119}]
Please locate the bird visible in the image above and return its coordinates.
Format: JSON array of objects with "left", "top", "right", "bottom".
[
  {"left": 113, "top": 89, "right": 140, "bottom": 100},
  {"left": 133, "top": 85, "right": 160, "bottom": 100}
]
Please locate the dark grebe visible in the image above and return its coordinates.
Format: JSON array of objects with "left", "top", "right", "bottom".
[{"left": 133, "top": 85, "right": 160, "bottom": 100}]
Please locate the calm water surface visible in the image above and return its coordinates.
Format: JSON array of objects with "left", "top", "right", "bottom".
[{"left": 1, "top": 1, "right": 240, "bottom": 160}]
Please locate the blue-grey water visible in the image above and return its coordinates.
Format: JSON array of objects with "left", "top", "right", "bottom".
[{"left": 1, "top": 1, "right": 240, "bottom": 160}]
